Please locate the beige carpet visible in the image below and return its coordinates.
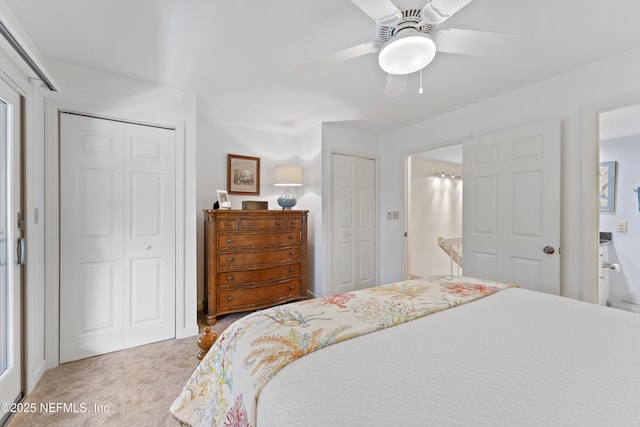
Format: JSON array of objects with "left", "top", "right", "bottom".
[{"left": 7, "top": 313, "right": 244, "bottom": 427}]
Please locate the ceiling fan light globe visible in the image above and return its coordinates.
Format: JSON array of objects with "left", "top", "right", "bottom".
[{"left": 378, "top": 33, "right": 436, "bottom": 75}]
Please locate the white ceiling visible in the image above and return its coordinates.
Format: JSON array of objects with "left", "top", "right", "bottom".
[
  {"left": 5, "top": 0, "right": 640, "bottom": 135},
  {"left": 414, "top": 144, "right": 462, "bottom": 164}
]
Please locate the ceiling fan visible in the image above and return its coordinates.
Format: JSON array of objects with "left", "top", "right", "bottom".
[{"left": 297, "top": 0, "right": 521, "bottom": 96}]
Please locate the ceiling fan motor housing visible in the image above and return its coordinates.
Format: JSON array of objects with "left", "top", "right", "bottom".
[{"left": 377, "top": 8, "right": 434, "bottom": 42}]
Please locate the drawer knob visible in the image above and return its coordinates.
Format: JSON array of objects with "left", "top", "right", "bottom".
[
  {"left": 227, "top": 296, "right": 233, "bottom": 302},
  {"left": 227, "top": 276, "right": 233, "bottom": 281},
  {"left": 289, "top": 267, "right": 295, "bottom": 272},
  {"left": 227, "top": 257, "right": 233, "bottom": 262},
  {"left": 224, "top": 222, "right": 231, "bottom": 227},
  {"left": 289, "top": 285, "right": 295, "bottom": 290},
  {"left": 247, "top": 222, "right": 254, "bottom": 227},
  {"left": 289, "top": 251, "right": 295, "bottom": 256},
  {"left": 291, "top": 221, "right": 297, "bottom": 225},
  {"left": 275, "top": 221, "right": 280, "bottom": 226},
  {"left": 289, "top": 235, "right": 295, "bottom": 239},
  {"left": 227, "top": 238, "right": 233, "bottom": 244}
]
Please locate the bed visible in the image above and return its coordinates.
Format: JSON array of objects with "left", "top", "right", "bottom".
[{"left": 171, "top": 276, "right": 640, "bottom": 426}]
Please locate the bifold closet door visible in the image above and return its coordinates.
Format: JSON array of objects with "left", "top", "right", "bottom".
[
  {"left": 60, "top": 113, "right": 176, "bottom": 363},
  {"left": 332, "top": 154, "right": 376, "bottom": 294}
]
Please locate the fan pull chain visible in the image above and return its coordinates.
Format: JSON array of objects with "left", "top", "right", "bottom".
[{"left": 419, "top": 68, "right": 424, "bottom": 95}]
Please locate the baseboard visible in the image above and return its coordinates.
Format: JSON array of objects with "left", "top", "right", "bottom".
[{"left": 609, "top": 298, "right": 640, "bottom": 313}]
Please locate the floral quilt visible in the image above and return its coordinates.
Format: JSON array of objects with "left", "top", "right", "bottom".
[{"left": 170, "top": 276, "right": 515, "bottom": 427}]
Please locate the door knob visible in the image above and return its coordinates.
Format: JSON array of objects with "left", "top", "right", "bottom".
[{"left": 543, "top": 246, "right": 555, "bottom": 255}]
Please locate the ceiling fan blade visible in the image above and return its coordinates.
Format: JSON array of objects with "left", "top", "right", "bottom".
[
  {"left": 384, "top": 73, "right": 408, "bottom": 98},
  {"left": 294, "top": 41, "right": 381, "bottom": 73},
  {"left": 434, "top": 28, "right": 524, "bottom": 58},
  {"left": 350, "top": 0, "right": 401, "bottom": 24},
  {"left": 423, "top": 0, "right": 473, "bottom": 24}
]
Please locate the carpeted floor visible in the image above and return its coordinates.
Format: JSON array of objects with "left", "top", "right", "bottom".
[{"left": 7, "top": 312, "right": 245, "bottom": 427}]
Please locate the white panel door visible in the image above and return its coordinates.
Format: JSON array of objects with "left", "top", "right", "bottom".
[
  {"left": 60, "top": 114, "right": 175, "bottom": 363},
  {"left": 123, "top": 123, "right": 175, "bottom": 347},
  {"left": 333, "top": 154, "right": 356, "bottom": 293},
  {"left": 0, "top": 78, "right": 22, "bottom": 423},
  {"left": 355, "top": 157, "right": 376, "bottom": 290},
  {"left": 462, "top": 121, "right": 561, "bottom": 294},
  {"left": 332, "top": 154, "right": 376, "bottom": 293},
  {"left": 60, "top": 115, "right": 125, "bottom": 362}
]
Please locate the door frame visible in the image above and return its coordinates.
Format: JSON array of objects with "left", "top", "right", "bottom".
[
  {"left": 404, "top": 138, "right": 464, "bottom": 280},
  {"left": 324, "top": 148, "right": 380, "bottom": 297},
  {"left": 44, "top": 101, "right": 186, "bottom": 367},
  {"left": 0, "top": 73, "right": 24, "bottom": 423},
  {"left": 581, "top": 90, "right": 640, "bottom": 303}
]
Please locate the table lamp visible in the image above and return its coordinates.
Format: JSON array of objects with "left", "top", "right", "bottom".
[{"left": 274, "top": 164, "right": 302, "bottom": 209}]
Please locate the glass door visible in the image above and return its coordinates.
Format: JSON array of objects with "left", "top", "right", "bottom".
[{"left": 0, "top": 78, "right": 22, "bottom": 425}]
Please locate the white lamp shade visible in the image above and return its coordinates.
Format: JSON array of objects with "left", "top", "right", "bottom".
[
  {"left": 274, "top": 164, "right": 302, "bottom": 186},
  {"left": 378, "top": 32, "right": 437, "bottom": 75}
]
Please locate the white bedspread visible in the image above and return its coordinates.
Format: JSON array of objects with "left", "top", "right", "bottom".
[
  {"left": 172, "top": 276, "right": 511, "bottom": 426},
  {"left": 257, "top": 287, "right": 640, "bottom": 426}
]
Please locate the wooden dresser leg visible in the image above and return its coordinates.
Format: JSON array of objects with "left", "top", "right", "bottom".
[
  {"left": 197, "top": 326, "right": 218, "bottom": 360},
  {"left": 206, "top": 312, "right": 217, "bottom": 326}
]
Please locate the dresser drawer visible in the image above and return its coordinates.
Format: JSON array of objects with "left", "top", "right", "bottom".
[
  {"left": 283, "top": 218, "right": 302, "bottom": 229},
  {"left": 216, "top": 218, "right": 238, "bottom": 231},
  {"left": 218, "top": 280, "right": 301, "bottom": 310},
  {"left": 218, "top": 263, "right": 300, "bottom": 286},
  {"left": 218, "top": 247, "right": 300, "bottom": 268},
  {"left": 218, "top": 231, "right": 300, "bottom": 249},
  {"left": 239, "top": 217, "right": 285, "bottom": 230}
]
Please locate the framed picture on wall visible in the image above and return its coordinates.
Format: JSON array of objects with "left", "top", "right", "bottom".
[
  {"left": 227, "top": 154, "right": 260, "bottom": 195},
  {"left": 599, "top": 161, "right": 617, "bottom": 212}
]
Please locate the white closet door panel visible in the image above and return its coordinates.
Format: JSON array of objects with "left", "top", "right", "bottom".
[
  {"left": 123, "top": 124, "right": 175, "bottom": 347},
  {"left": 356, "top": 157, "right": 375, "bottom": 290},
  {"left": 333, "top": 154, "right": 356, "bottom": 293},
  {"left": 338, "top": 242, "right": 354, "bottom": 286},
  {"left": 79, "top": 261, "right": 118, "bottom": 332},
  {"left": 358, "top": 240, "right": 372, "bottom": 283},
  {"left": 81, "top": 169, "right": 118, "bottom": 237},
  {"left": 129, "top": 257, "right": 162, "bottom": 324},
  {"left": 131, "top": 172, "right": 162, "bottom": 237},
  {"left": 60, "top": 115, "right": 124, "bottom": 363}
]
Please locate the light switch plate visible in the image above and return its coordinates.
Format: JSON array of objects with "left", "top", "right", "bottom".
[{"left": 616, "top": 220, "right": 628, "bottom": 233}]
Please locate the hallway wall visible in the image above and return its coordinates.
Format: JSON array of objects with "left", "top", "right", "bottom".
[{"left": 409, "top": 157, "right": 462, "bottom": 278}]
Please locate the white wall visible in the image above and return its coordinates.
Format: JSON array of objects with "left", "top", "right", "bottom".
[
  {"left": 409, "top": 158, "right": 462, "bottom": 278},
  {"left": 196, "top": 106, "right": 323, "bottom": 300},
  {"left": 600, "top": 135, "right": 640, "bottom": 303},
  {"left": 379, "top": 48, "right": 640, "bottom": 300}
]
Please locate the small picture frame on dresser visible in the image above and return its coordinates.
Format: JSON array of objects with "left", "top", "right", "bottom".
[{"left": 216, "top": 189, "right": 231, "bottom": 209}]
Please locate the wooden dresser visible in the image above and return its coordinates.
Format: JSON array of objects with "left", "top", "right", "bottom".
[{"left": 203, "top": 209, "right": 308, "bottom": 325}]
